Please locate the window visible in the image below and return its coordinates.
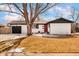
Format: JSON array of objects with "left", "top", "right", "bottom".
[
  {"left": 36, "top": 24, "right": 39, "bottom": 29},
  {"left": 33, "top": 24, "right": 39, "bottom": 29},
  {"left": 12, "top": 26, "right": 21, "bottom": 34}
]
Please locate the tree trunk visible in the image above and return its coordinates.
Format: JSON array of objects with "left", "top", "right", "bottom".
[{"left": 27, "top": 24, "right": 32, "bottom": 36}]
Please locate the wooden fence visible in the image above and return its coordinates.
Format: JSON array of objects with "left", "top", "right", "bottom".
[{"left": 0, "top": 27, "right": 11, "bottom": 34}]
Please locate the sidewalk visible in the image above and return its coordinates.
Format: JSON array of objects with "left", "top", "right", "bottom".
[
  {"left": 1, "top": 52, "right": 79, "bottom": 56},
  {"left": 0, "top": 34, "right": 26, "bottom": 41}
]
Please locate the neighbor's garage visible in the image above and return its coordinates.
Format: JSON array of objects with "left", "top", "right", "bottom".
[
  {"left": 12, "top": 26, "right": 21, "bottom": 34},
  {"left": 11, "top": 25, "right": 27, "bottom": 34},
  {"left": 49, "top": 23, "right": 71, "bottom": 34},
  {"left": 48, "top": 18, "right": 73, "bottom": 35}
]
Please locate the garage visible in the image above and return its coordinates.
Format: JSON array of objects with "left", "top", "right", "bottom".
[
  {"left": 48, "top": 18, "right": 73, "bottom": 34},
  {"left": 50, "top": 23, "right": 71, "bottom": 34},
  {"left": 12, "top": 26, "right": 21, "bottom": 34}
]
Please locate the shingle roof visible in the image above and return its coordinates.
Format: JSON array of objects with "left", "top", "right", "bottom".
[
  {"left": 9, "top": 20, "right": 48, "bottom": 25},
  {"left": 8, "top": 18, "right": 73, "bottom": 25},
  {"left": 9, "top": 21, "right": 26, "bottom": 25},
  {"left": 47, "top": 18, "right": 74, "bottom": 23}
]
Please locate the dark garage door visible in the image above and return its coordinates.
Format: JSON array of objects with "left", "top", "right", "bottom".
[{"left": 12, "top": 26, "right": 21, "bottom": 34}]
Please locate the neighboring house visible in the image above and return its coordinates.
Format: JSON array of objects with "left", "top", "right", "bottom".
[
  {"left": 8, "top": 20, "right": 48, "bottom": 34},
  {"left": 8, "top": 18, "right": 74, "bottom": 35},
  {"left": 0, "top": 24, "right": 5, "bottom": 28},
  {"left": 75, "top": 23, "right": 79, "bottom": 32},
  {"left": 47, "top": 18, "right": 74, "bottom": 34},
  {"left": 0, "top": 24, "right": 11, "bottom": 34}
]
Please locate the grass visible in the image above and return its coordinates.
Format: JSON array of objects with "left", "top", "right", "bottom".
[{"left": 19, "top": 35, "right": 79, "bottom": 53}]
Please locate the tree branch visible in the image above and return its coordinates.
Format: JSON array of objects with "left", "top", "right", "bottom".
[
  {"left": 7, "top": 4, "right": 13, "bottom": 12},
  {"left": 0, "top": 9, "right": 23, "bottom": 16},
  {"left": 13, "top": 3, "right": 23, "bottom": 14},
  {"left": 40, "top": 3, "right": 58, "bottom": 14},
  {"left": 31, "top": 3, "right": 58, "bottom": 24},
  {"left": 70, "top": 7, "right": 79, "bottom": 22},
  {"left": 75, "top": 13, "right": 79, "bottom": 22}
]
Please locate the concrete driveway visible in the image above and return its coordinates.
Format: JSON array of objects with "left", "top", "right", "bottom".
[{"left": 0, "top": 34, "right": 26, "bottom": 41}]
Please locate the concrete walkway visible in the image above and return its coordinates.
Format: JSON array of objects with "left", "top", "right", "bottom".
[
  {"left": 32, "top": 33, "right": 73, "bottom": 38},
  {"left": 25, "top": 52, "right": 79, "bottom": 56},
  {"left": 0, "top": 34, "right": 26, "bottom": 56}
]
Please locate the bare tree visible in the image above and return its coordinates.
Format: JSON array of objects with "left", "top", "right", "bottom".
[
  {"left": 0, "top": 3, "right": 58, "bottom": 36},
  {"left": 70, "top": 7, "right": 79, "bottom": 32}
]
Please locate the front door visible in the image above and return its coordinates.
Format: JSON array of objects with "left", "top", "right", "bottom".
[{"left": 44, "top": 24, "right": 48, "bottom": 32}]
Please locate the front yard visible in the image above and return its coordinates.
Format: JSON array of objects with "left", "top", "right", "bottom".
[{"left": 19, "top": 35, "right": 79, "bottom": 53}]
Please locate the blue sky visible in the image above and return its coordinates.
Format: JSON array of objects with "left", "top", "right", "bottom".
[
  {"left": 0, "top": 3, "right": 79, "bottom": 24},
  {"left": 0, "top": 12, "right": 7, "bottom": 24},
  {"left": 41, "top": 3, "right": 79, "bottom": 20}
]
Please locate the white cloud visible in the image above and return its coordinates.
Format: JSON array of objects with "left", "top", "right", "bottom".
[
  {"left": 0, "top": 4, "right": 16, "bottom": 11},
  {"left": 0, "top": 5, "right": 9, "bottom": 10},
  {"left": 0, "top": 4, "right": 22, "bottom": 22},
  {"left": 55, "top": 6, "right": 72, "bottom": 17},
  {"left": 4, "top": 14, "right": 20, "bottom": 22}
]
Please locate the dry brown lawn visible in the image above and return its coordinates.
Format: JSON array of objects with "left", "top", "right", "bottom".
[{"left": 19, "top": 35, "right": 79, "bottom": 53}]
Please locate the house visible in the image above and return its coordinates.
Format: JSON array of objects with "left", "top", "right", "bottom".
[
  {"left": 0, "top": 24, "right": 11, "bottom": 34},
  {"left": 8, "top": 20, "right": 48, "bottom": 34},
  {"left": 8, "top": 18, "right": 74, "bottom": 35},
  {"left": 75, "top": 23, "right": 79, "bottom": 32},
  {"left": 0, "top": 24, "right": 5, "bottom": 28},
  {"left": 47, "top": 18, "right": 74, "bottom": 34},
  {"left": 32, "top": 20, "right": 48, "bottom": 33}
]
